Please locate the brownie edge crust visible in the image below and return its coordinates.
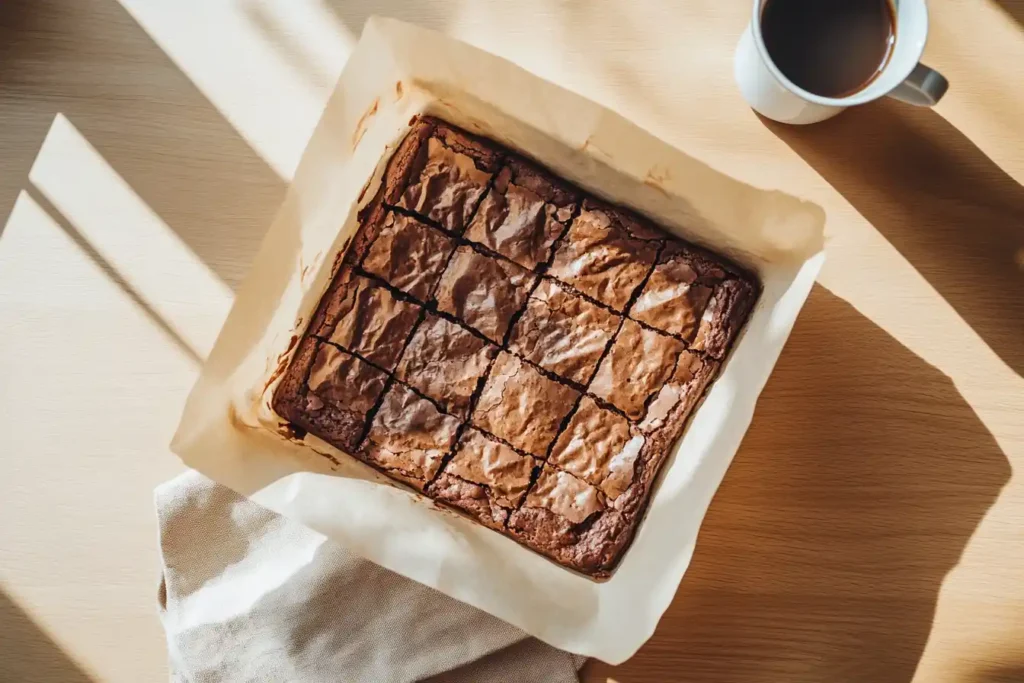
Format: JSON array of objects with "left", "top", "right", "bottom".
[{"left": 271, "top": 115, "right": 759, "bottom": 578}]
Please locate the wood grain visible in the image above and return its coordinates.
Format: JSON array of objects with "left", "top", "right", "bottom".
[{"left": 0, "top": 0, "right": 1021, "bottom": 681}]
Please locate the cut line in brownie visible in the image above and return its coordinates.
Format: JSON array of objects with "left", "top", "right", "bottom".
[
  {"left": 429, "top": 427, "right": 538, "bottom": 530},
  {"left": 589, "top": 318, "right": 686, "bottom": 421},
  {"left": 360, "top": 382, "right": 461, "bottom": 491},
  {"left": 396, "top": 122, "right": 503, "bottom": 233},
  {"left": 362, "top": 211, "right": 456, "bottom": 302},
  {"left": 311, "top": 268, "right": 421, "bottom": 372},
  {"left": 271, "top": 338, "right": 387, "bottom": 453},
  {"left": 464, "top": 157, "right": 580, "bottom": 271},
  {"left": 472, "top": 352, "right": 579, "bottom": 458},
  {"left": 548, "top": 198, "right": 662, "bottom": 312},
  {"left": 270, "top": 115, "right": 760, "bottom": 578},
  {"left": 508, "top": 278, "right": 619, "bottom": 386},
  {"left": 395, "top": 313, "right": 497, "bottom": 418},
  {"left": 433, "top": 245, "right": 536, "bottom": 345}
]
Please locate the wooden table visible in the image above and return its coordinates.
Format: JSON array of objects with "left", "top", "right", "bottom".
[{"left": 1, "top": 1, "right": 1021, "bottom": 681}]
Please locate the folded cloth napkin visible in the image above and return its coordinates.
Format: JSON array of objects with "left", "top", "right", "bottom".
[{"left": 156, "top": 471, "right": 585, "bottom": 682}]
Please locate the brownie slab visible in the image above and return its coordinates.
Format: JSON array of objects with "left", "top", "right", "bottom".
[
  {"left": 433, "top": 246, "right": 535, "bottom": 344},
  {"left": 271, "top": 115, "right": 760, "bottom": 578},
  {"left": 397, "top": 122, "right": 502, "bottom": 232},
  {"left": 313, "top": 269, "right": 421, "bottom": 371},
  {"left": 362, "top": 212, "right": 456, "bottom": 301},
  {"left": 473, "top": 352, "right": 578, "bottom": 458},
  {"left": 395, "top": 313, "right": 497, "bottom": 417},
  {"left": 508, "top": 279, "right": 619, "bottom": 385},
  {"left": 548, "top": 199, "right": 661, "bottom": 311},
  {"left": 361, "top": 383, "right": 461, "bottom": 490},
  {"left": 430, "top": 428, "right": 536, "bottom": 530},
  {"left": 464, "top": 158, "right": 579, "bottom": 270}
]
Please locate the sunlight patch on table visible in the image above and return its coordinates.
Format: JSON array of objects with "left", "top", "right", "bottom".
[
  {"left": 117, "top": 0, "right": 354, "bottom": 180},
  {"left": 28, "top": 114, "right": 232, "bottom": 361}
]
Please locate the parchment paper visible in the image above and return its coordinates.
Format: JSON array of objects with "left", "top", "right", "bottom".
[{"left": 171, "top": 17, "right": 826, "bottom": 663}]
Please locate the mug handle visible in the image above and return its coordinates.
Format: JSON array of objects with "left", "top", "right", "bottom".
[{"left": 887, "top": 63, "right": 949, "bottom": 106}]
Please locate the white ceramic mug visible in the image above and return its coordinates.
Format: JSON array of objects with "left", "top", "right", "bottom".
[{"left": 734, "top": 0, "right": 949, "bottom": 124}]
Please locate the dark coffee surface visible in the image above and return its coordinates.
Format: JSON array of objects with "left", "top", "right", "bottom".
[{"left": 762, "top": 0, "right": 895, "bottom": 98}]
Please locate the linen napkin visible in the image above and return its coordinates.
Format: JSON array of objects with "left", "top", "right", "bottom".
[{"left": 156, "top": 470, "right": 585, "bottom": 682}]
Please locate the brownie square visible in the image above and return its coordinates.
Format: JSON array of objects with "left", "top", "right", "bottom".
[
  {"left": 430, "top": 428, "right": 537, "bottom": 529},
  {"left": 361, "top": 383, "right": 461, "bottom": 490},
  {"left": 508, "top": 279, "right": 619, "bottom": 385},
  {"left": 434, "top": 246, "right": 535, "bottom": 344},
  {"left": 589, "top": 319, "right": 685, "bottom": 420},
  {"left": 464, "top": 158, "right": 579, "bottom": 270},
  {"left": 397, "top": 123, "right": 502, "bottom": 232},
  {"left": 362, "top": 212, "right": 456, "bottom": 301},
  {"left": 548, "top": 199, "right": 661, "bottom": 311},
  {"left": 272, "top": 338, "right": 387, "bottom": 453},
  {"left": 473, "top": 352, "right": 578, "bottom": 458},
  {"left": 549, "top": 397, "right": 645, "bottom": 501},
  {"left": 314, "top": 270, "right": 421, "bottom": 371},
  {"left": 395, "top": 313, "right": 497, "bottom": 417}
]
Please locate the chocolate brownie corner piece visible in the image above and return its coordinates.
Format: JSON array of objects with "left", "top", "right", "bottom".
[
  {"left": 361, "top": 383, "right": 460, "bottom": 491},
  {"left": 434, "top": 246, "right": 535, "bottom": 344},
  {"left": 464, "top": 158, "right": 580, "bottom": 271},
  {"left": 346, "top": 119, "right": 435, "bottom": 265},
  {"left": 272, "top": 338, "right": 387, "bottom": 453},
  {"left": 429, "top": 427, "right": 536, "bottom": 530},
  {"left": 590, "top": 318, "right": 686, "bottom": 420},
  {"left": 314, "top": 270, "right": 420, "bottom": 371},
  {"left": 473, "top": 352, "right": 578, "bottom": 458},
  {"left": 548, "top": 198, "right": 661, "bottom": 311},
  {"left": 362, "top": 211, "right": 455, "bottom": 301},
  {"left": 397, "top": 120, "right": 502, "bottom": 232},
  {"left": 508, "top": 466, "right": 629, "bottom": 576},
  {"left": 508, "top": 279, "right": 618, "bottom": 385},
  {"left": 691, "top": 276, "right": 758, "bottom": 359},
  {"left": 395, "top": 313, "right": 497, "bottom": 417}
]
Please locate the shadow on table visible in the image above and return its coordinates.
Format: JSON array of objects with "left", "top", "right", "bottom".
[
  {"left": 0, "top": 590, "right": 96, "bottom": 682},
  {"left": 992, "top": 0, "right": 1024, "bottom": 26},
  {"left": 0, "top": 0, "right": 284, "bottom": 288},
  {"left": 586, "top": 285, "right": 1011, "bottom": 683},
  {"left": 764, "top": 100, "right": 1024, "bottom": 378}
]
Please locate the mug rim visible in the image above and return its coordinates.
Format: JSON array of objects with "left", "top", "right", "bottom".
[{"left": 750, "top": 0, "right": 929, "bottom": 107}]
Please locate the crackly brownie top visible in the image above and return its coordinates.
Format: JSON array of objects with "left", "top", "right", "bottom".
[
  {"left": 522, "top": 466, "right": 605, "bottom": 525},
  {"left": 589, "top": 318, "right": 686, "bottom": 420},
  {"left": 473, "top": 352, "right": 578, "bottom": 458},
  {"left": 464, "top": 160, "right": 578, "bottom": 270},
  {"left": 362, "top": 212, "right": 456, "bottom": 301},
  {"left": 363, "top": 383, "right": 460, "bottom": 485},
  {"left": 508, "top": 279, "right": 618, "bottom": 385},
  {"left": 548, "top": 199, "right": 661, "bottom": 311},
  {"left": 306, "top": 343, "right": 387, "bottom": 414},
  {"left": 433, "top": 246, "right": 535, "bottom": 344},
  {"left": 319, "top": 273, "right": 420, "bottom": 371},
  {"left": 395, "top": 313, "right": 496, "bottom": 417},
  {"left": 397, "top": 125, "right": 501, "bottom": 232},
  {"left": 549, "top": 397, "right": 645, "bottom": 501},
  {"left": 446, "top": 428, "right": 535, "bottom": 508}
]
